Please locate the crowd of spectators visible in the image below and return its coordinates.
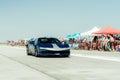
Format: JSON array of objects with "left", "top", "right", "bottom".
[
  {"left": 6, "top": 35, "right": 120, "bottom": 52},
  {"left": 7, "top": 39, "right": 27, "bottom": 46},
  {"left": 68, "top": 34, "right": 120, "bottom": 52}
]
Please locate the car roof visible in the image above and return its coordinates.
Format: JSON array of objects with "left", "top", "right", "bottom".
[{"left": 38, "top": 37, "right": 57, "bottom": 39}]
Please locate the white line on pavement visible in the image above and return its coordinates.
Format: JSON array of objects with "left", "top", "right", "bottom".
[{"left": 71, "top": 54, "right": 120, "bottom": 62}]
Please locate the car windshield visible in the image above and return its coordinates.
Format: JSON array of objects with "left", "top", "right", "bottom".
[{"left": 38, "top": 38, "right": 61, "bottom": 44}]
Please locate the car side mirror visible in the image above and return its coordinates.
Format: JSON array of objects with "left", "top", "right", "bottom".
[{"left": 30, "top": 41, "right": 34, "bottom": 45}]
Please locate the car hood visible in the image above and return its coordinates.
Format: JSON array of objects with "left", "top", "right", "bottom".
[{"left": 39, "top": 43, "right": 70, "bottom": 51}]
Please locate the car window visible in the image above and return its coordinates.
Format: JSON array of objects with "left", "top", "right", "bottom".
[
  {"left": 38, "top": 38, "right": 61, "bottom": 44},
  {"left": 39, "top": 38, "right": 49, "bottom": 43},
  {"left": 49, "top": 38, "right": 61, "bottom": 44}
]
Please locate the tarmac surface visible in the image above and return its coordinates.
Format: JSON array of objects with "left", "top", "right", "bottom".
[{"left": 0, "top": 45, "right": 120, "bottom": 80}]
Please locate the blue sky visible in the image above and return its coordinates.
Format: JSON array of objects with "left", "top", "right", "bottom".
[{"left": 0, "top": 0, "right": 120, "bottom": 42}]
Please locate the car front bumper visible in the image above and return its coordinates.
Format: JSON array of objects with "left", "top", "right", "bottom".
[{"left": 38, "top": 49, "right": 70, "bottom": 56}]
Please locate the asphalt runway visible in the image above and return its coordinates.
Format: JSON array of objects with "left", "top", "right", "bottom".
[{"left": 0, "top": 45, "right": 120, "bottom": 80}]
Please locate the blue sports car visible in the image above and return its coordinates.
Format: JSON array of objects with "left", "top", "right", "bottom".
[{"left": 26, "top": 37, "right": 70, "bottom": 57}]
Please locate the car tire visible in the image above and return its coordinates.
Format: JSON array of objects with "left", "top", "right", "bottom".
[
  {"left": 64, "top": 55, "right": 70, "bottom": 57},
  {"left": 26, "top": 48, "right": 31, "bottom": 55},
  {"left": 35, "top": 48, "right": 39, "bottom": 57}
]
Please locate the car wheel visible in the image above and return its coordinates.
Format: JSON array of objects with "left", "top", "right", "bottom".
[
  {"left": 64, "top": 55, "right": 70, "bottom": 57},
  {"left": 26, "top": 48, "right": 31, "bottom": 55},
  {"left": 35, "top": 49, "right": 39, "bottom": 57}
]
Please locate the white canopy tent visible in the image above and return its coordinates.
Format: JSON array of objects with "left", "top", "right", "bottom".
[{"left": 81, "top": 27, "right": 100, "bottom": 36}]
